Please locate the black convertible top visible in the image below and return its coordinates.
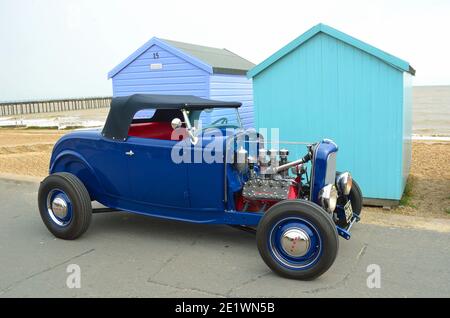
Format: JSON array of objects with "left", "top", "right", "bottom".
[{"left": 102, "top": 94, "right": 241, "bottom": 140}]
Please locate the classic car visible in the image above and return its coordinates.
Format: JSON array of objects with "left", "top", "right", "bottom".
[{"left": 38, "top": 94, "right": 362, "bottom": 280}]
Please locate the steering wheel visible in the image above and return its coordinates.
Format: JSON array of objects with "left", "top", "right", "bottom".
[{"left": 211, "top": 117, "right": 228, "bottom": 126}]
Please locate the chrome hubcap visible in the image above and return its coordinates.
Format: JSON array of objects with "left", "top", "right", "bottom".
[
  {"left": 46, "top": 189, "right": 72, "bottom": 226},
  {"left": 51, "top": 197, "right": 68, "bottom": 218},
  {"left": 269, "top": 217, "right": 322, "bottom": 270},
  {"left": 280, "top": 228, "right": 310, "bottom": 257}
]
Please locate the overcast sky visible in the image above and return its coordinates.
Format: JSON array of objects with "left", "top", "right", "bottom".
[{"left": 1, "top": 0, "right": 449, "bottom": 102}]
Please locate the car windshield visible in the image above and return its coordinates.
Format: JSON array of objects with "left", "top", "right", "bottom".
[{"left": 195, "top": 107, "right": 242, "bottom": 131}]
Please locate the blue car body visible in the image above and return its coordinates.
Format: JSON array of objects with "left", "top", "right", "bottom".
[{"left": 49, "top": 130, "right": 349, "bottom": 232}]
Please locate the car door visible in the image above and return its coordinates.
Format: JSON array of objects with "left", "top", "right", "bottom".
[
  {"left": 88, "top": 137, "right": 132, "bottom": 199},
  {"left": 185, "top": 135, "right": 226, "bottom": 211},
  {"left": 125, "top": 136, "right": 190, "bottom": 208}
]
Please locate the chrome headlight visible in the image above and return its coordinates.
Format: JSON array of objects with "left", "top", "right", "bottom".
[
  {"left": 336, "top": 172, "right": 353, "bottom": 195},
  {"left": 318, "top": 184, "right": 338, "bottom": 213}
]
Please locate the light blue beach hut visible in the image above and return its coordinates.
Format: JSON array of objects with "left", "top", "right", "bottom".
[
  {"left": 108, "top": 37, "right": 255, "bottom": 128},
  {"left": 247, "top": 24, "right": 415, "bottom": 204}
]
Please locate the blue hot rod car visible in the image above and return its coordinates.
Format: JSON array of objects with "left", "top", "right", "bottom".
[{"left": 38, "top": 94, "right": 362, "bottom": 280}]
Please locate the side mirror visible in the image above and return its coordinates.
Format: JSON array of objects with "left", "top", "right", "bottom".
[{"left": 171, "top": 118, "right": 182, "bottom": 129}]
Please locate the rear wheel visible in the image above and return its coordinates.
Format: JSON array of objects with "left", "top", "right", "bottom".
[
  {"left": 38, "top": 172, "right": 92, "bottom": 240},
  {"left": 256, "top": 200, "right": 339, "bottom": 280}
]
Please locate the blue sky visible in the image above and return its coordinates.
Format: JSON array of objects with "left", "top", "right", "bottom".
[{"left": 1, "top": 0, "right": 449, "bottom": 102}]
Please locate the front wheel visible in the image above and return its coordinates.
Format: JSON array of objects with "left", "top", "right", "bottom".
[
  {"left": 38, "top": 172, "right": 92, "bottom": 240},
  {"left": 336, "top": 172, "right": 363, "bottom": 228},
  {"left": 348, "top": 178, "right": 363, "bottom": 217},
  {"left": 256, "top": 200, "right": 339, "bottom": 280}
]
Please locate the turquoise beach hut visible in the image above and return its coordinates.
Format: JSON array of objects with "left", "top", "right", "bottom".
[{"left": 247, "top": 24, "right": 415, "bottom": 205}]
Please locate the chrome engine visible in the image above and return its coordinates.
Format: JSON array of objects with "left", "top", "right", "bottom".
[
  {"left": 238, "top": 148, "right": 310, "bottom": 202},
  {"left": 242, "top": 178, "right": 292, "bottom": 201}
]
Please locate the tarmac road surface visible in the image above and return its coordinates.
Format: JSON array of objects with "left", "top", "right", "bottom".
[{"left": 0, "top": 178, "right": 449, "bottom": 297}]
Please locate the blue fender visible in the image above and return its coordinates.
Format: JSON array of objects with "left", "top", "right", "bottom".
[
  {"left": 311, "top": 140, "right": 338, "bottom": 203},
  {"left": 49, "top": 150, "right": 103, "bottom": 200}
]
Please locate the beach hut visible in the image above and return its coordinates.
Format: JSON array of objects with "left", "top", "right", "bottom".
[
  {"left": 247, "top": 23, "right": 415, "bottom": 205},
  {"left": 108, "top": 37, "right": 255, "bottom": 128}
]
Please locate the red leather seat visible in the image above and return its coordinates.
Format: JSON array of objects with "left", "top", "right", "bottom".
[{"left": 128, "top": 122, "right": 186, "bottom": 140}]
